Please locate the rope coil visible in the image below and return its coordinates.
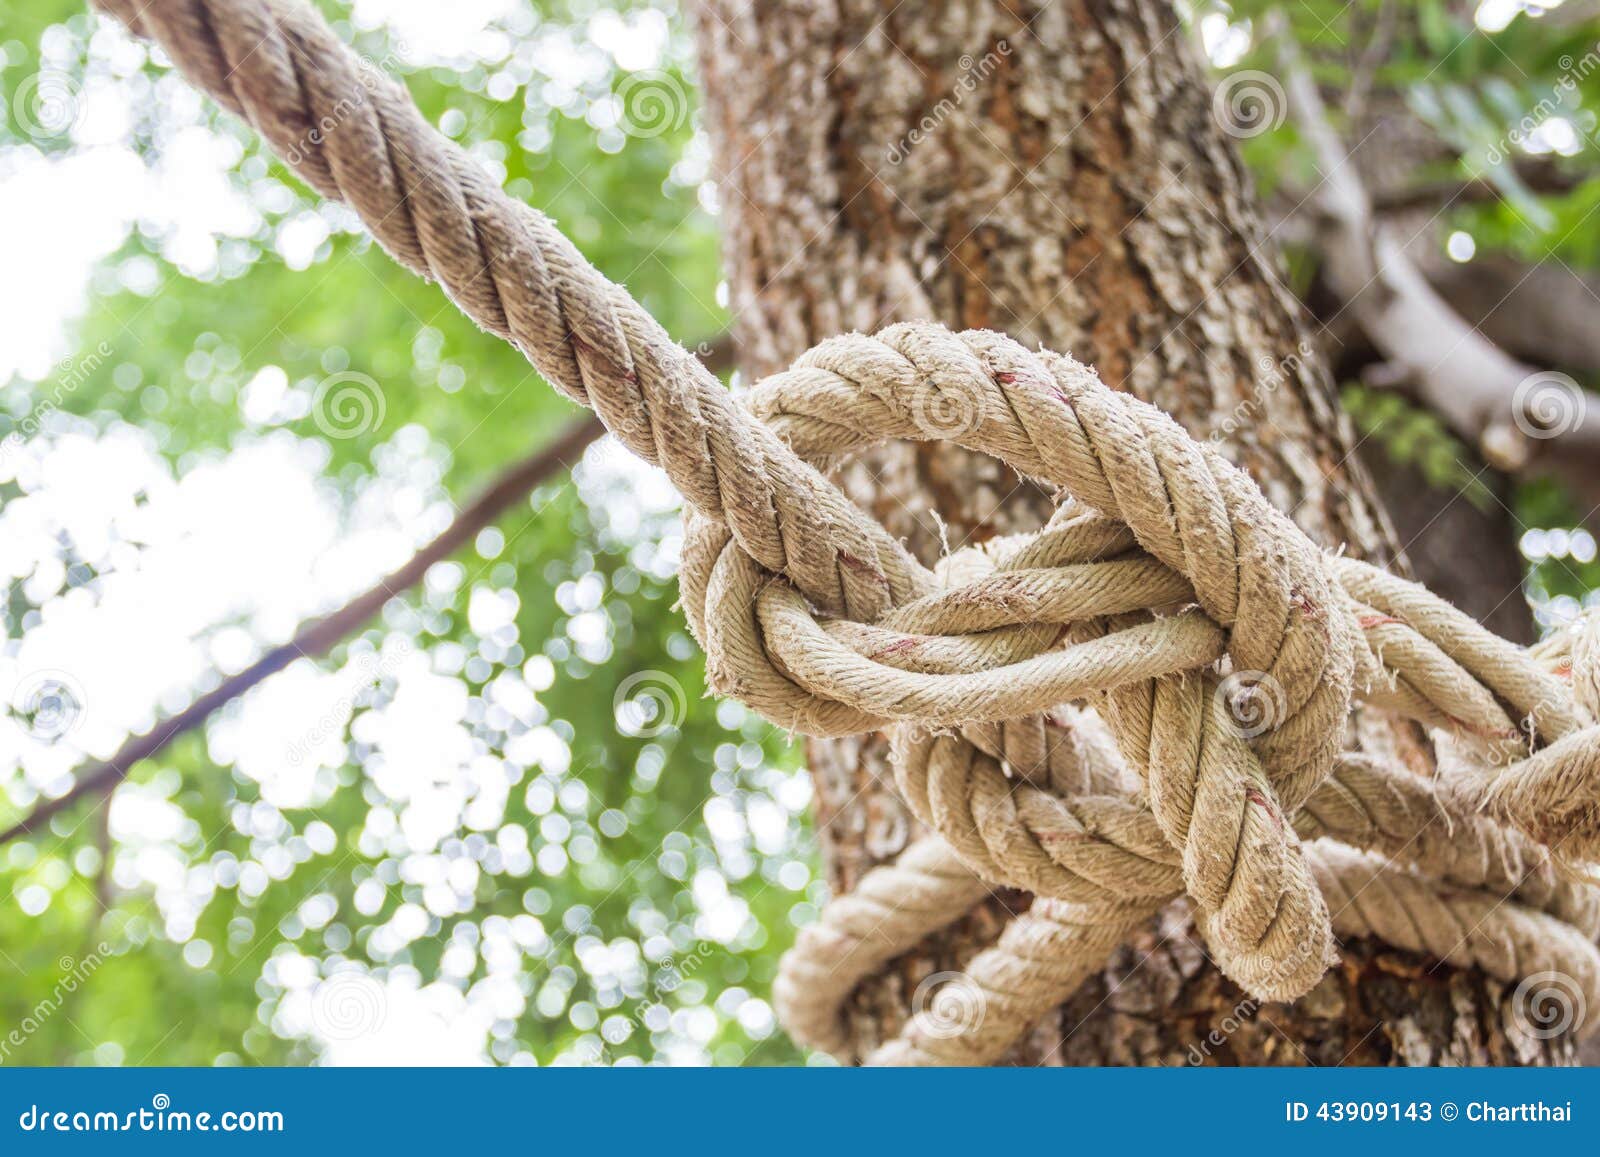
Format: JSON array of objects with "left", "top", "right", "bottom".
[
  {"left": 719, "top": 327, "right": 1600, "bottom": 1059},
  {"left": 94, "top": 0, "right": 1600, "bottom": 1065}
]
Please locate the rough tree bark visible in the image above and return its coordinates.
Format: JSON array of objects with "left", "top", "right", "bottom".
[{"left": 695, "top": 0, "right": 1568, "bottom": 1064}]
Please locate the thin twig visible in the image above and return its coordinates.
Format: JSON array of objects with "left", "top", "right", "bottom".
[
  {"left": 1342, "top": 0, "right": 1395, "bottom": 123},
  {"left": 0, "top": 412, "right": 605, "bottom": 845}
]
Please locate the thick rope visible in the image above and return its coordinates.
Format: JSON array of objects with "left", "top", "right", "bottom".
[
  {"left": 91, "top": 0, "right": 924, "bottom": 626},
  {"left": 784, "top": 746, "right": 1600, "bottom": 1063},
  {"left": 95, "top": 0, "right": 1600, "bottom": 1065}
]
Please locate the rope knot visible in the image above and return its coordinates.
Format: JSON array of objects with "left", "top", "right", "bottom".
[
  {"left": 685, "top": 324, "right": 1600, "bottom": 1012},
  {"left": 681, "top": 323, "right": 1370, "bottom": 1000}
]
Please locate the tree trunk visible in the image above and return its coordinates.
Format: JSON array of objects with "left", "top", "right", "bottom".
[{"left": 695, "top": 0, "right": 1567, "bottom": 1065}]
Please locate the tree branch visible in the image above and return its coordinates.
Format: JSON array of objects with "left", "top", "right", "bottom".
[
  {"left": 0, "top": 411, "right": 605, "bottom": 846},
  {"left": 1272, "top": 15, "right": 1600, "bottom": 509},
  {"left": 1265, "top": 167, "right": 1581, "bottom": 245},
  {"left": 1341, "top": 0, "right": 1395, "bottom": 124},
  {"left": 1410, "top": 248, "right": 1600, "bottom": 379}
]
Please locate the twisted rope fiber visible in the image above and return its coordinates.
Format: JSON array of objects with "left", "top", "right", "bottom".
[
  {"left": 784, "top": 748, "right": 1600, "bottom": 1063},
  {"left": 97, "top": 0, "right": 1600, "bottom": 1064}
]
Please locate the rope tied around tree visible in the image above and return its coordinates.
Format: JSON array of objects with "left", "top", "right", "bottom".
[
  {"left": 703, "top": 327, "right": 1600, "bottom": 1058},
  {"left": 91, "top": 0, "right": 1600, "bottom": 1065}
]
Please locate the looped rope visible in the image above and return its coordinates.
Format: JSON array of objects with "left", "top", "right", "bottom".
[
  {"left": 96, "top": 0, "right": 1600, "bottom": 1066},
  {"left": 686, "top": 325, "right": 1600, "bottom": 1015}
]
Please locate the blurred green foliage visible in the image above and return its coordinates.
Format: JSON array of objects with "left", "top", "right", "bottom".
[
  {"left": 1215, "top": 0, "right": 1600, "bottom": 612},
  {"left": 0, "top": 0, "right": 809, "bottom": 1067}
]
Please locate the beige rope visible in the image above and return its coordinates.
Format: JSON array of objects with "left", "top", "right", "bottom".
[
  {"left": 784, "top": 748, "right": 1600, "bottom": 1064},
  {"left": 96, "top": 0, "right": 1600, "bottom": 1065}
]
